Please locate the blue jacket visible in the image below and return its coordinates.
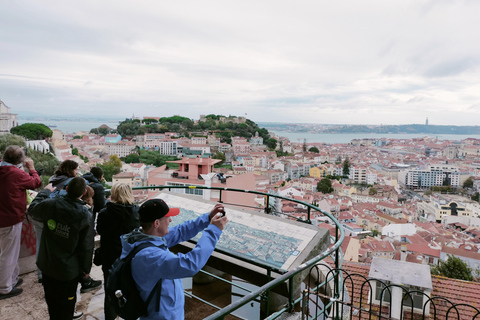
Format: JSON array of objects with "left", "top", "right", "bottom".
[{"left": 120, "top": 213, "right": 222, "bottom": 320}]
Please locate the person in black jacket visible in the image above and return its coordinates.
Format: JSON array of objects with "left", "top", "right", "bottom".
[
  {"left": 96, "top": 183, "right": 140, "bottom": 320},
  {"left": 82, "top": 167, "right": 106, "bottom": 222},
  {"left": 31, "top": 159, "right": 79, "bottom": 284},
  {"left": 28, "top": 177, "right": 100, "bottom": 320}
]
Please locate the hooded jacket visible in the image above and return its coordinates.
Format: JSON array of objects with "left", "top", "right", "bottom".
[
  {"left": 82, "top": 172, "right": 106, "bottom": 215},
  {"left": 27, "top": 189, "right": 95, "bottom": 281},
  {"left": 120, "top": 213, "right": 222, "bottom": 320},
  {"left": 48, "top": 174, "right": 71, "bottom": 189},
  {"left": 0, "top": 162, "right": 41, "bottom": 228},
  {"left": 96, "top": 201, "right": 140, "bottom": 270}
]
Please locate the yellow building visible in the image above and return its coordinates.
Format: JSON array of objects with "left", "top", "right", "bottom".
[{"left": 310, "top": 165, "right": 327, "bottom": 179}]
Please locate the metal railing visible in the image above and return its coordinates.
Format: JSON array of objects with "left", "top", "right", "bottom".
[{"left": 131, "top": 184, "right": 345, "bottom": 319}]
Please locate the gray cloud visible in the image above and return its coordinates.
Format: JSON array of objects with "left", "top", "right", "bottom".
[{"left": 1, "top": 1, "right": 480, "bottom": 125}]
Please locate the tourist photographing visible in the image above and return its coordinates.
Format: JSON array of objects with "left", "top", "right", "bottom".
[
  {"left": 0, "top": 145, "right": 41, "bottom": 300},
  {"left": 118, "top": 199, "right": 228, "bottom": 319}
]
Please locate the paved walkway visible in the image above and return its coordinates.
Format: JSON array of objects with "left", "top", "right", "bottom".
[
  {"left": 0, "top": 256, "right": 241, "bottom": 320},
  {"left": 0, "top": 258, "right": 106, "bottom": 320}
]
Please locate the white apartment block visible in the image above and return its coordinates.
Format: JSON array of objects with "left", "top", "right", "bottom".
[
  {"left": 105, "top": 141, "right": 136, "bottom": 157},
  {"left": 348, "top": 166, "right": 367, "bottom": 184},
  {"left": 192, "top": 136, "right": 207, "bottom": 145},
  {"left": 399, "top": 165, "right": 460, "bottom": 189},
  {"left": 158, "top": 140, "right": 178, "bottom": 155},
  {"left": 143, "top": 133, "right": 166, "bottom": 149},
  {"left": 366, "top": 171, "right": 378, "bottom": 185}
]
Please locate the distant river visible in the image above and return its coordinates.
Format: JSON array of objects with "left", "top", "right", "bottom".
[{"left": 270, "top": 130, "right": 480, "bottom": 144}]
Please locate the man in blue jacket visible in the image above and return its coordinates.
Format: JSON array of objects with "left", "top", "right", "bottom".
[{"left": 120, "top": 198, "right": 228, "bottom": 320}]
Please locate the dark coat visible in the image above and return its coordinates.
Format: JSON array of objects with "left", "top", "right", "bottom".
[
  {"left": 82, "top": 172, "right": 106, "bottom": 215},
  {"left": 27, "top": 189, "right": 95, "bottom": 281},
  {"left": 96, "top": 201, "right": 140, "bottom": 271}
]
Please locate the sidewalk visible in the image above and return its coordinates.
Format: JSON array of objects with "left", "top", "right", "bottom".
[
  {"left": 0, "top": 256, "right": 105, "bottom": 320},
  {"left": 0, "top": 255, "right": 240, "bottom": 320}
]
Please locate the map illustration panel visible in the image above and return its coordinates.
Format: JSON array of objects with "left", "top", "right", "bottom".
[{"left": 157, "top": 193, "right": 318, "bottom": 271}]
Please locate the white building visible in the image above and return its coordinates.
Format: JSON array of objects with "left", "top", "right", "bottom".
[
  {"left": 0, "top": 100, "right": 18, "bottom": 134},
  {"left": 105, "top": 141, "right": 136, "bottom": 157},
  {"left": 399, "top": 165, "right": 461, "bottom": 189}
]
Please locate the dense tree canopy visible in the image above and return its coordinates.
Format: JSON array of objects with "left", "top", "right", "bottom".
[
  {"left": 112, "top": 115, "right": 270, "bottom": 144},
  {"left": 317, "top": 178, "right": 333, "bottom": 194},
  {"left": 212, "top": 151, "right": 226, "bottom": 166},
  {"left": 0, "top": 134, "right": 25, "bottom": 154},
  {"left": 28, "top": 148, "right": 60, "bottom": 178},
  {"left": 308, "top": 146, "right": 320, "bottom": 153},
  {"left": 10, "top": 123, "right": 53, "bottom": 140},
  {"left": 431, "top": 254, "right": 474, "bottom": 281},
  {"left": 463, "top": 177, "right": 474, "bottom": 188},
  {"left": 266, "top": 138, "right": 277, "bottom": 150},
  {"left": 120, "top": 149, "right": 177, "bottom": 167},
  {"left": 97, "top": 155, "right": 123, "bottom": 181}
]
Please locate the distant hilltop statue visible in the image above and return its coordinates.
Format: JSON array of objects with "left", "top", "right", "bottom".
[
  {"left": 426, "top": 117, "right": 429, "bottom": 126},
  {"left": 0, "top": 100, "right": 18, "bottom": 135}
]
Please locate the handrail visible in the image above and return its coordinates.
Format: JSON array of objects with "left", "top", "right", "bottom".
[{"left": 132, "top": 184, "right": 345, "bottom": 319}]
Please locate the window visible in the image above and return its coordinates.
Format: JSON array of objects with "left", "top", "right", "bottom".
[
  {"left": 403, "top": 290, "right": 424, "bottom": 309},
  {"left": 375, "top": 281, "right": 391, "bottom": 303}
]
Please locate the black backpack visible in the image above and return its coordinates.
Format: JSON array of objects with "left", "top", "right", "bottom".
[{"left": 106, "top": 242, "right": 162, "bottom": 320}]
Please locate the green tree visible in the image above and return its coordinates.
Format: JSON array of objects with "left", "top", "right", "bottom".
[
  {"left": 472, "top": 192, "right": 480, "bottom": 202},
  {"left": 308, "top": 146, "right": 320, "bottom": 153},
  {"left": 266, "top": 138, "right": 277, "bottom": 150},
  {"left": 342, "top": 157, "right": 351, "bottom": 178},
  {"left": 72, "top": 148, "right": 79, "bottom": 156},
  {"left": 98, "top": 127, "right": 110, "bottom": 136},
  {"left": 463, "top": 177, "right": 474, "bottom": 189},
  {"left": 369, "top": 187, "right": 377, "bottom": 196},
  {"left": 10, "top": 123, "right": 53, "bottom": 140},
  {"left": 317, "top": 178, "right": 333, "bottom": 194},
  {"left": 28, "top": 149, "right": 59, "bottom": 176},
  {"left": 97, "top": 155, "right": 123, "bottom": 181},
  {"left": 212, "top": 152, "right": 226, "bottom": 166},
  {"left": 116, "top": 120, "right": 140, "bottom": 136},
  {"left": 0, "top": 134, "right": 25, "bottom": 154},
  {"left": 431, "top": 254, "right": 474, "bottom": 281},
  {"left": 143, "top": 118, "right": 158, "bottom": 124},
  {"left": 122, "top": 153, "right": 141, "bottom": 163}
]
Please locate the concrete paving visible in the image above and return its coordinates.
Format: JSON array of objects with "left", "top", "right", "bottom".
[
  {"left": 0, "top": 255, "right": 241, "bottom": 320},
  {"left": 0, "top": 255, "right": 105, "bottom": 320}
]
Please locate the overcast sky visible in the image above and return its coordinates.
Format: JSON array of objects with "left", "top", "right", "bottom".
[{"left": 1, "top": 0, "right": 479, "bottom": 125}]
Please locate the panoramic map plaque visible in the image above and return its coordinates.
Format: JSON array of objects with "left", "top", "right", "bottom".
[{"left": 156, "top": 192, "right": 319, "bottom": 271}]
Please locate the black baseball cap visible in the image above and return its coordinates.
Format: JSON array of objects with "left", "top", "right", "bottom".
[{"left": 139, "top": 199, "right": 180, "bottom": 223}]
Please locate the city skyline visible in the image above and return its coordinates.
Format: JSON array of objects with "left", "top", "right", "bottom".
[{"left": 1, "top": 1, "right": 480, "bottom": 126}]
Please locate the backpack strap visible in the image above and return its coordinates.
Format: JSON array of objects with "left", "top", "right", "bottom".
[{"left": 128, "top": 242, "right": 163, "bottom": 312}]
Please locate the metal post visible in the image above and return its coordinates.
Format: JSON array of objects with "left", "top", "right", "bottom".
[{"left": 334, "top": 226, "right": 340, "bottom": 319}]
